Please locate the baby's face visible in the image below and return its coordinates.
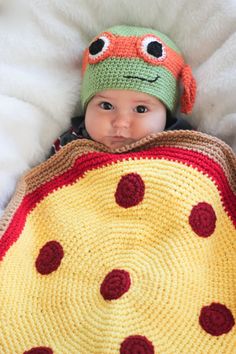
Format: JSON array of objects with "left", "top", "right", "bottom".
[{"left": 85, "top": 89, "right": 166, "bottom": 149}]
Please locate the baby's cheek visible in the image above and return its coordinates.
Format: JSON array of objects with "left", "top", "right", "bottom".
[
  {"left": 151, "top": 111, "right": 167, "bottom": 132},
  {"left": 133, "top": 117, "right": 164, "bottom": 139},
  {"left": 85, "top": 117, "right": 100, "bottom": 140},
  {"left": 86, "top": 114, "right": 110, "bottom": 140}
]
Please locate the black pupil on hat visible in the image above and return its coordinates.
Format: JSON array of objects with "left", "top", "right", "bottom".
[
  {"left": 89, "top": 38, "right": 105, "bottom": 55},
  {"left": 147, "top": 41, "right": 163, "bottom": 58}
]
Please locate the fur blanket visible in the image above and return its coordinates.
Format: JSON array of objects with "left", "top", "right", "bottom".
[
  {"left": 0, "top": 130, "right": 235, "bottom": 353},
  {"left": 0, "top": 0, "right": 235, "bottom": 217}
]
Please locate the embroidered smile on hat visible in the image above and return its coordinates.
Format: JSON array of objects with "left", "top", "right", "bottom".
[{"left": 81, "top": 25, "right": 196, "bottom": 114}]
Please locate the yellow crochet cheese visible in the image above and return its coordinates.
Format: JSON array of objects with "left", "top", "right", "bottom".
[{"left": 0, "top": 130, "right": 235, "bottom": 354}]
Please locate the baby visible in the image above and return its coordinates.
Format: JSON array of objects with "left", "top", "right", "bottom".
[
  {"left": 2, "top": 26, "right": 236, "bottom": 354},
  {"left": 50, "top": 25, "right": 196, "bottom": 155}
]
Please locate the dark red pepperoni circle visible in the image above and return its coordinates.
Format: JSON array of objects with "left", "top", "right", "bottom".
[
  {"left": 24, "top": 347, "right": 53, "bottom": 354},
  {"left": 115, "top": 173, "right": 145, "bottom": 208},
  {"left": 120, "top": 335, "right": 155, "bottom": 354},
  {"left": 199, "top": 302, "right": 235, "bottom": 336},
  {"left": 100, "top": 269, "right": 131, "bottom": 300},
  {"left": 35, "top": 240, "right": 64, "bottom": 275},
  {"left": 189, "top": 202, "right": 216, "bottom": 237}
]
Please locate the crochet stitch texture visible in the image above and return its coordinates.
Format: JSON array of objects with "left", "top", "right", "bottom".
[{"left": 0, "top": 130, "right": 235, "bottom": 353}]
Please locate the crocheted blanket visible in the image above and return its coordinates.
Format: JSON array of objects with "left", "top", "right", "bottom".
[{"left": 0, "top": 130, "right": 235, "bottom": 354}]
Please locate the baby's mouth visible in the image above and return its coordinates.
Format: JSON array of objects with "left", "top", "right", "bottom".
[
  {"left": 123, "top": 74, "right": 160, "bottom": 83},
  {"left": 110, "top": 136, "right": 129, "bottom": 142},
  {"left": 108, "top": 136, "right": 134, "bottom": 147}
]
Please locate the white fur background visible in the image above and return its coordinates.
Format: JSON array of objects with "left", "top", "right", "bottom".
[{"left": 0, "top": 0, "right": 236, "bottom": 216}]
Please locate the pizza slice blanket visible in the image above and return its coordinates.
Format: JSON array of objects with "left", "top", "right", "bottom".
[{"left": 0, "top": 130, "right": 235, "bottom": 354}]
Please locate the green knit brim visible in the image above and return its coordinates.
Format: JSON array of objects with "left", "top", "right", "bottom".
[
  {"left": 81, "top": 58, "right": 179, "bottom": 113},
  {"left": 109, "top": 25, "right": 181, "bottom": 53}
]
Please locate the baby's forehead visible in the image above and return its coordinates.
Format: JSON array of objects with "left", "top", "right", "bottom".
[{"left": 92, "top": 89, "right": 162, "bottom": 104}]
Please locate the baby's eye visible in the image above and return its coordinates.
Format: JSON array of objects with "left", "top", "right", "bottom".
[
  {"left": 100, "top": 102, "right": 114, "bottom": 110},
  {"left": 135, "top": 105, "right": 148, "bottom": 113}
]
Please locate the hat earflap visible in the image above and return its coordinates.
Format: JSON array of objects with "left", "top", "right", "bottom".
[{"left": 180, "top": 65, "right": 197, "bottom": 114}]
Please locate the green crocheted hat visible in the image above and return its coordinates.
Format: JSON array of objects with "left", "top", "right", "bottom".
[{"left": 81, "top": 25, "right": 196, "bottom": 114}]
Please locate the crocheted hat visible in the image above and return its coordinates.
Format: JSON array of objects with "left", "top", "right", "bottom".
[{"left": 81, "top": 25, "right": 196, "bottom": 114}]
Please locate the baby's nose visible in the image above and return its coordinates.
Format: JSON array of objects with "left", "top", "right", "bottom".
[{"left": 112, "top": 112, "right": 130, "bottom": 128}]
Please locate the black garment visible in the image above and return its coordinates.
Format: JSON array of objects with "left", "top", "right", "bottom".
[
  {"left": 49, "top": 114, "right": 192, "bottom": 157},
  {"left": 165, "top": 111, "right": 192, "bottom": 130},
  {"left": 49, "top": 117, "right": 89, "bottom": 157}
]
